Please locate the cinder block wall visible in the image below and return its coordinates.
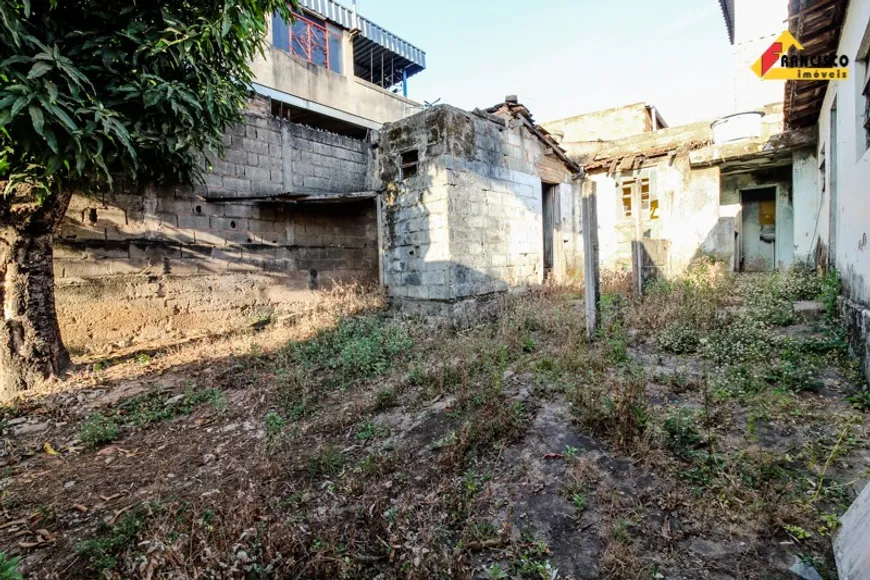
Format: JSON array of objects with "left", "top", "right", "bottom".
[
  {"left": 55, "top": 96, "right": 378, "bottom": 355},
  {"left": 377, "top": 105, "right": 582, "bottom": 306}
]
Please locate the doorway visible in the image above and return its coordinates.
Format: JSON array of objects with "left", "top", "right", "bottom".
[
  {"left": 542, "top": 182, "right": 556, "bottom": 279},
  {"left": 740, "top": 187, "right": 777, "bottom": 272}
]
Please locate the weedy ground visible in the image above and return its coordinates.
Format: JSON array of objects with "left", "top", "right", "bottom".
[{"left": 1, "top": 263, "right": 868, "bottom": 579}]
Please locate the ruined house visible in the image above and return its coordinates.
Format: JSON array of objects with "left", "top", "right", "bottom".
[
  {"left": 374, "top": 99, "right": 584, "bottom": 317},
  {"left": 540, "top": 0, "right": 821, "bottom": 285},
  {"left": 51, "top": 0, "right": 586, "bottom": 353},
  {"left": 546, "top": 102, "right": 817, "bottom": 284}
]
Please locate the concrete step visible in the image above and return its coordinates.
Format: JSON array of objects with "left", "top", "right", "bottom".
[{"left": 793, "top": 300, "right": 826, "bottom": 322}]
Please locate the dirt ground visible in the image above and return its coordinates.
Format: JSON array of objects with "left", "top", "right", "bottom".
[{"left": 1, "top": 264, "right": 868, "bottom": 579}]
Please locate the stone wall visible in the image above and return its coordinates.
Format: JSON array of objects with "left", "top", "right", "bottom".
[
  {"left": 376, "top": 105, "right": 582, "bottom": 309},
  {"left": 55, "top": 96, "right": 378, "bottom": 355}
]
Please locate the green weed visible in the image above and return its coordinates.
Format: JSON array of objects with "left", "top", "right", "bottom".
[
  {"left": 75, "top": 509, "right": 145, "bottom": 574},
  {"left": 265, "top": 411, "right": 286, "bottom": 438},
  {"left": 354, "top": 418, "right": 388, "bottom": 441},
  {"left": 290, "top": 316, "right": 412, "bottom": 386},
  {"left": 78, "top": 413, "right": 119, "bottom": 448},
  {"left": 0, "top": 553, "right": 21, "bottom": 580},
  {"left": 847, "top": 389, "right": 870, "bottom": 411},
  {"left": 307, "top": 448, "right": 345, "bottom": 479},
  {"left": 375, "top": 387, "right": 398, "bottom": 410},
  {"left": 663, "top": 408, "right": 704, "bottom": 459}
]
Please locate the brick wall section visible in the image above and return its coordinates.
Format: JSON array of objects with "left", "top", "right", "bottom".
[
  {"left": 54, "top": 97, "right": 378, "bottom": 352},
  {"left": 57, "top": 97, "right": 376, "bottom": 284},
  {"left": 287, "top": 124, "right": 369, "bottom": 194},
  {"left": 377, "top": 105, "right": 582, "bottom": 304},
  {"left": 202, "top": 96, "right": 369, "bottom": 198}
]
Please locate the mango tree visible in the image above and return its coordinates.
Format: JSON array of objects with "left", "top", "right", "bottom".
[{"left": 0, "top": 0, "right": 293, "bottom": 395}]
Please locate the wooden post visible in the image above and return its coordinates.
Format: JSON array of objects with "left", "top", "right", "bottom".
[
  {"left": 631, "top": 180, "right": 644, "bottom": 297},
  {"left": 581, "top": 179, "right": 601, "bottom": 341},
  {"left": 375, "top": 193, "right": 385, "bottom": 288}
]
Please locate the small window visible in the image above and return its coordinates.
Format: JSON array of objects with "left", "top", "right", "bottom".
[
  {"left": 759, "top": 199, "right": 776, "bottom": 226},
  {"left": 621, "top": 184, "right": 633, "bottom": 218},
  {"left": 400, "top": 150, "right": 419, "bottom": 180},
  {"left": 620, "top": 177, "right": 657, "bottom": 221}
]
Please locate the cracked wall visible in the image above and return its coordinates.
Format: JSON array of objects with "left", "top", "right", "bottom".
[{"left": 376, "top": 105, "right": 582, "bottom": 313}]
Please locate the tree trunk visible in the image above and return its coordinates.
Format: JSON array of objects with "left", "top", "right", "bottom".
[
  {"left": 0, "top": 231, "right": 71, "bottom": 396},
  {"left": 0, "top": 189, "right": 73, "bottom": 397}
]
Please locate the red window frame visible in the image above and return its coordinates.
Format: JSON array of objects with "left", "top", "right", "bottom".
[{"left": 282, "top": 12, "right": 341, "bottom": 70}]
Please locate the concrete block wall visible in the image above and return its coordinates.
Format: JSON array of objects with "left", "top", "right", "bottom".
[
  {"left": 543, "top": 103, "right": 653, "bottom": 146},
  {"left": 202, "top": 96, "right": 369, "bottom": 199},
  {"left": 54, "top": 96, "right": 378, "bottom": 354},
  {"left": 377, "top": 105, "right": 582, "bottom": 306}
]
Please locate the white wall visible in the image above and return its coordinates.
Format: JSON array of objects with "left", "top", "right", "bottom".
[
  {"left": 792, "top": 149, "right": 820, "bottom": 264},
  {"left": 817, "top": 0, "right": 870, "bottom": 305},
  {"left": 588, "top": 159, "right": 723, "bottom": 274}
]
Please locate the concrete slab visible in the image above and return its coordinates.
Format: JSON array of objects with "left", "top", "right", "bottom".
[
  {"left": 793, "top": 300, "right": 825, "bottom": 321},
  {"left": 834, "top": 482, "right": 870, "bottom": 580}
]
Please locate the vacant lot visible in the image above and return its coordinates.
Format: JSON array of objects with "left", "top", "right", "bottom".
[{"left": 2, "top": 263, "right": 868, "bottom": 579}]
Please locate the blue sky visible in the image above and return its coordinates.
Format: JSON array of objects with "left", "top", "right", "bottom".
[{"left": 358, "top": 0, "right": 738, "bottom": 126}]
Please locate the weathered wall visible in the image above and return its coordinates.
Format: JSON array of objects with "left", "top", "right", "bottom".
[
  {"left": 587, "top": 157, "right": 721, "bottom": 275},
  {"left": 815, "top": 0, "right": 870, "bottom": 381},
  {"left": 792, "top": 148, "right": 820, "bottom": 264},
  {"left": 55, "top": 97, "right": 379, "bottom": 354},
  {"left": 376, "top": 105, "right": 582, "bottom": 309},
  {"left": 576, "top": 102, "right": 799, "bottom": 275},
  {"left": 542, "top": 103, "right": 654, "bottom": 148}
]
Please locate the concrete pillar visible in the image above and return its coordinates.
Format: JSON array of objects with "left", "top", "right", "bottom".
[
  {"left": 280, "top": 122, "right": 293, "bottom": 194},
  {"left": 376, "top": 193, "right": 385, "bottom": 287},
  {"left": 582, "top": 179, "right": 601, "bottom": 340}
]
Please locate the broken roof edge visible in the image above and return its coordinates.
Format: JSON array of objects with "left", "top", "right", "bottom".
[
  {"left": 384, "top": 102, "right": 583, "bottom": 177},
  {"left": 482, "top": 99, "right": 584, "bottom": 176},
  {"left": 689, "top": 125, "right": 818, "bottom": 169},
  {"left": 574, "top": 101, "right": 788, "bottom": 171},
  {"left": 540, "top": 101, "right": 663, "bottom": 128}
]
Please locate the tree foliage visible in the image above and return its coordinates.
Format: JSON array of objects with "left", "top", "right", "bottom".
[{"left": 0, "top": 0, "right": 293, "bottom": 199}]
